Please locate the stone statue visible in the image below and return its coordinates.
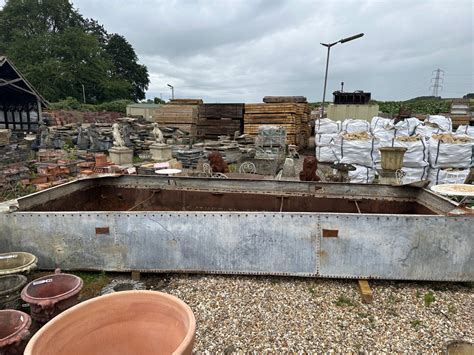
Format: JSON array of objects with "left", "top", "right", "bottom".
[
  {"left": 121, "top": 122, "right": 132, "bottom": 146},
  {"left": 88, "top": 123, "right": 101, "bottom": 151},
  {"left": 152, "top": 123, "right": 164, "bottom": 144},
  {"left": 39, "top": 121, "right": 52, "bottom": 148},
  {"left": 76, "top": 123, "right": 89, "bottom": 150},
  {"left": 112, "top": 123, "right": 125, "bottom": 147}
]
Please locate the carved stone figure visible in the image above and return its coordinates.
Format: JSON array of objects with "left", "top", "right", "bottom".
[
  {"left": 112, "top": 123, "right": 125, "bottom": 148},
  {"left": 88, "top": 123, "right": 101, "bottom": 151},
  {"left": 152, "top": 123, "right": 164, "bottom": 144},
  {"left": 121, "top": 122, "right": 132, "bottom": 146},
  {"left": 39, "top": 121, "right": 52, "bottom": 148},
  {"left": 76, "top": 123, "right": 89, "bottom": 150}
]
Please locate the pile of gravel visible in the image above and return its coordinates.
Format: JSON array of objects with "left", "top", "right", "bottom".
[{"left": 148, "top": 274, "right": 473, "bottom": 352}]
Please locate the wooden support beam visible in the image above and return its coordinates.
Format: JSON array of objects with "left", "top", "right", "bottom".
[{"left": 357, "top": 279, "right": 373, "bottom": 304}]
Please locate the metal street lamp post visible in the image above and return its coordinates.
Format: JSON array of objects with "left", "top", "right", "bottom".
[
  {"left": 167, "top": 84, "right": 174, "bottom": 100},
  {"left": 320, "top": 33, "right": 364, "bottom": 119}
]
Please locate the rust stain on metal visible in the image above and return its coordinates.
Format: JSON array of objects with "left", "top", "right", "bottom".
[
  {"left": 95, "top": 227, "right": 110, "bottom": 235},
  {"left": 322, "top": 229, "right": 339, "bottom": 238},
  {"left": 26, "top": 185, "right": 438, "bottom": 215}
]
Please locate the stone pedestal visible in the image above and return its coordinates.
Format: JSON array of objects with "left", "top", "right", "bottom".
[
  {"left": 377, "top": 169, "right": 401, "bottom": 185},
  {"left": 108, "top": 147, "right": 133, "bottom": 165},
  {"left": 150, "top": 143, "right": 172, "bottom": 162}
]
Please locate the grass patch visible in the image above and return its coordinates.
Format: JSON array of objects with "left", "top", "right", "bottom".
[
  {"left": 424, "top": 291, "right": 436, "bottom": 307},
  {"left": 411, "top": 319, "right": 422, "bottom": 329},
  {"left": 72, "top": 271, "right": 110, "bottom": 300},
  {"left": 335, "top": 295, "right": 356, "bottom": 307}
]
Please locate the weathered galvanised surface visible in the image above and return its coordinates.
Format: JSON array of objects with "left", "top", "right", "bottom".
[{"left": 0, "top": 175, "right": 472, "bottom": 281}]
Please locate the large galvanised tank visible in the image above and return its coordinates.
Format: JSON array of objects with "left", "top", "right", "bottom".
[{"left": 0, "top": 175, "right": 472, "bottom": 281}]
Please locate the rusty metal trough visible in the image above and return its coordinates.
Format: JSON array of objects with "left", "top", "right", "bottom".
[{"left": 0, "top": 175, "right": 472, "bottom": 281}]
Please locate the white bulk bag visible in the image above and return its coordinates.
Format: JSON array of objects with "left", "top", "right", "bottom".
[
  {"left": 348, "top": 164, "right": 375, "bottom": 184},
  {"left": 428, "top": 136, "right": 473, "bottom": 169},
  {"left": 401, "top": 166, "right": 429, "bottom": 184},
  {"left": 341, "top": 119, "right": 370, "bottom": 133},
  {"left": 315, "top": 133, "right": 337, "bottom": 163},
  {"left": 426, "top": 115, "right": 452, "bottom": 132},
  {"left": 405, "top": 117, "right": 423, "bottom": 136},
  {"left": 456, "top": 125, "right": 474, "bottom": 137},
  {"left": 372, "top": 118, "right": 412, "bottom": 141},
  {"left": 378, "top": 137, "right": 429, "bottom": 167},
  {"left": 370, "top": 116, "right": 391, "bottom": 133},
  {"left": 428, "top": 168, "right": 470, "bottom": 187},
  {"left": 334, "top": 136, "right": 377, "bottom": 167},
  {"left": 314, "top": 118, "right": 340, "bottom": 134}
]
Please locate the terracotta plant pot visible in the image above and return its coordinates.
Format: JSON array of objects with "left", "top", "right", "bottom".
[
  {"left": 95, "top": 153, "right": 108, "bottom": 167},
  {"left": 24, "top": 290, "right": 196, "bottom": 355},
  {"left": 0, "top": 310, "right": 32, "bottom": 355},
  {"left": 0, "top": 252, "right": 37, "bottom": 276},
  {"left": 21, "top": 271, "right": 83, "bottom": 323}
]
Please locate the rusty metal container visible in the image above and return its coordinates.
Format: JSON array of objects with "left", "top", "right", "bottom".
[
  {"left": 0, "top": 310, "right": 32, "bottom": 355},
  {"left": 0, "top": 275, "right": 27, "bottom": 310},
  {"left": 379, "top": 147, "right": 407, "bottom": 171},
  {"left": 0, "top": 252, "right": 37, "bottom": 276},
  {"left": 24, "top": 290, "right": 196, "bottom": 355},
  {"left": 21, "top": 271, "right": 83, "bottom": 323}
]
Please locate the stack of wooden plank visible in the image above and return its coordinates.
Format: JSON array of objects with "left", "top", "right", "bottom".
[
  {"left": 168, "top": 99, "right": 203, "bottom": 105},
  {"left": 153, "top": 105, "right": 198, "bottom": 135},
  {"left": 197, "top": 104, "right": 244, "bottom": 139},
  {"left": 244, "top": 101, "right": 311, "bottom": 148}
]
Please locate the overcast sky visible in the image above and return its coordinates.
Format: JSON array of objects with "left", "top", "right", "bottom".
[{"left": 3, "top": 0, "right": 474, "bottom": 102}]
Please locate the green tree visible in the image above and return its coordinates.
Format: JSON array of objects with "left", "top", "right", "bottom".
[
  {"left": 0, "top": 0, "right": 149, "bottom": 103},
  {"left": 154, "top": 97, "right": 166, "bottom": 104},
  {"left": 104, "top": 34, "right": 149, "bottom": 101}
]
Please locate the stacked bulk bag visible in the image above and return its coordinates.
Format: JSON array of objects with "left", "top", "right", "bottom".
[
  {"left": 456, "top": 125, "right": 474, "bottom": 137},
  {"left": 391, "top": 136, "right": 429, "bottom": 168},
  {"left": 428, "top": 168, "right": 470, "bottom": 186},
  {"left": 428, "top": 133, "right": 473, "bottom": 169},
  {"left": 348, "top": 165, "right": 376, "bottom": 184},
  {"left": 402, "top": 166, "right": 430, "bottom": 184},
  {"left": 371, "top": 117, "right": 416, "bottom": 141},
  {"left": 427, "top": 133, "right": 473, "bottom": 187},
  {"left": 418, "top": 115, "right": 452, "bottom": 139},
  {"left": 314, "top": 118, "right": 340, "bottom": 134},
  {"left": 333, "top": 131, "right": 378, "bottom": 183},
  {"left": 377, "top": 135, "right": 429, "bottom": 183},
  {"left": 315, "top": 133, "right": 337, "bottom": 162},
  {"left": 341, "top": 119, "right": 370, "bottom": 134},
  {"left": 314, "top": 118, "right": 340, "bottom": 163},
  {"left": 370, "top": 116, "right": 391, "bottom": 141},
  {"left": 426, "top": 115, "right": 452, "bottom": 132},
  {"left": 334, "top": 131, "right": 377, "bottom": 167}
]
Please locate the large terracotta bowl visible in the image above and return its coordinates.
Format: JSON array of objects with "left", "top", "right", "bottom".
[{"left": 24, "top": 290, "right": 196, "bottom": 355}]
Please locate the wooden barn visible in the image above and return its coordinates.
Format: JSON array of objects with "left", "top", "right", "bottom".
[{"left": 0, "top": 56, "right": 48, "bottom": 132}]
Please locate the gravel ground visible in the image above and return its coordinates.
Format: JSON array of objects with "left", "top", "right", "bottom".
[{"left": 144, "top": 274, "right": 473, "bottom": 353}]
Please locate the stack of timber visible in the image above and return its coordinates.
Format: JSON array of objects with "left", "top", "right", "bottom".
[
  {"left": 244, "top": 100, "right": 311, "bottom": 148},
  {"left": 154, "top": 105, "right": 198, "bottom": 136},
  {"left": 197, "top": 104, "right": 244, "bottom": 139},
  {"left": 450, "top": 99, "right": 471, "bottom": 128},
  {"left": 168, "top": 99, "right": 203, "bottom": 105},
  {"left": 263, "top": 96, "right": 307, "bottom": 104}
]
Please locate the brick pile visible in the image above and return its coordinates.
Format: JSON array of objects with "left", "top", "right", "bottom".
[{"left": 42, "top": 110, "right": 123, "bottom": 126}]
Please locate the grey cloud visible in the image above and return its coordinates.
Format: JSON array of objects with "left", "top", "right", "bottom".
[{"left": 17, "top": 0, "right": 474, "bottom": 101}]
